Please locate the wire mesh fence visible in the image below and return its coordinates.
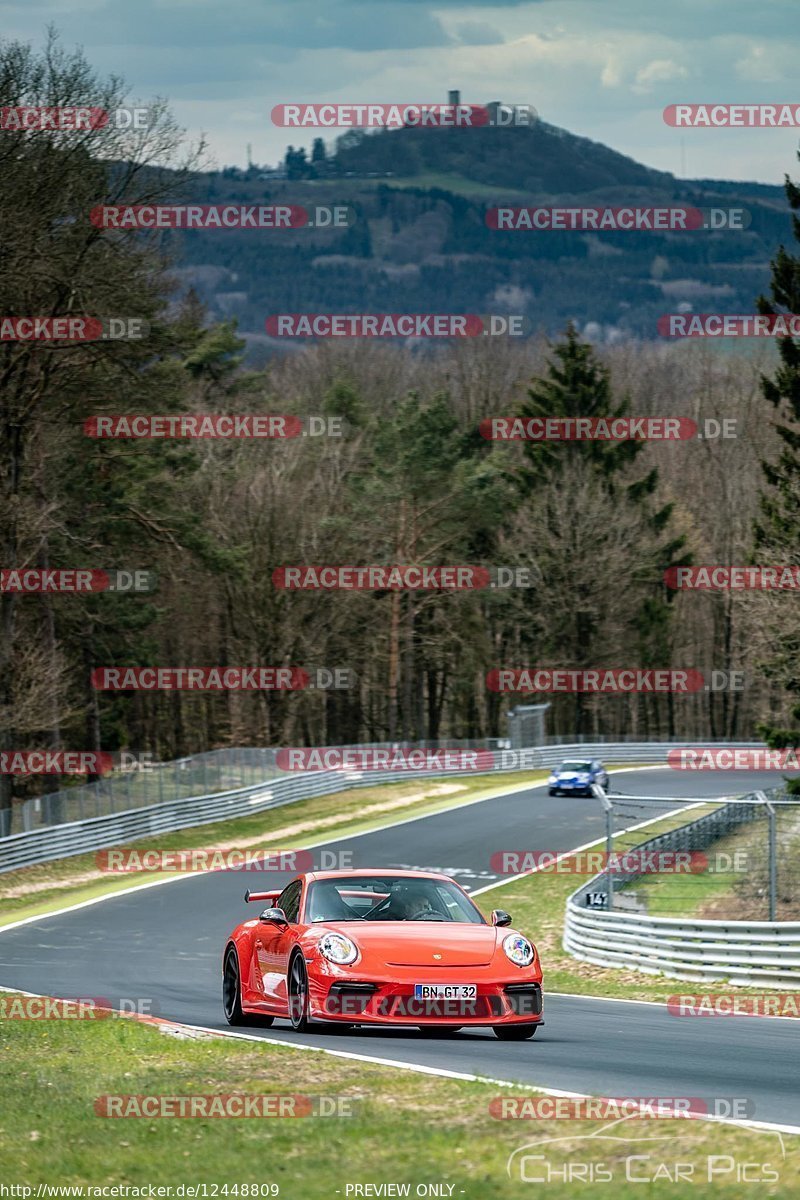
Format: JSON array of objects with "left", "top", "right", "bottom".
[
  {"left": 4, "top": 748, "right": 278, "bottom": 837},
  {"left": 2, "top": 739, "right": 512, "bottom": 837},
  {"left": 581, "top": 787, "right": 800, "bottom": 922}
]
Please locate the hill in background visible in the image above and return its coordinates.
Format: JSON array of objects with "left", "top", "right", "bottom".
[{"left": 161, "top": 109, "right": 790, "bottom": 360}]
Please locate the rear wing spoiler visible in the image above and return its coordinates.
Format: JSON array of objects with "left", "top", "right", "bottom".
[{"left": 244, "top": 889, "right": 281, "bottom": 904}]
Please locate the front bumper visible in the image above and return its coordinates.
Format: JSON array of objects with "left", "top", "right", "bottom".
[{"left": 310, "top": 976, "right": 544, "bottom": 1026}]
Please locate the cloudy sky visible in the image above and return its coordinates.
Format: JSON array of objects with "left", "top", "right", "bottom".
[{"left": 4, "top": 0, "right": 799, "bottom": 182}]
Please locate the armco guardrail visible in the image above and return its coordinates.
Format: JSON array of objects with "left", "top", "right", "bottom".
[
  {"left": 564, "top": 908, "right": 800, "bottom": 988},
  {"left": 0, "top": 740, "right": 765, "bottom": 874},
  {"left": 564, "top": 791, "right": 800, "bottom": 987},
  {"left": 0, "top": 773, "right": 343, "bottom": 874}
]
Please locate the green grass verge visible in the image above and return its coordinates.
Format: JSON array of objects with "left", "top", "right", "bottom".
[
  {"left": 0, "top": 771, "right": 554, "bottom": 926},
  {"left": 628, "top": 820, "right": 750, "bottom": 918},
  {"left": 0, "top": 1001, "right": 796, "bottom": 1193},
  {"left": 630, "top": 816, "right": 800, "bottom": 922}
]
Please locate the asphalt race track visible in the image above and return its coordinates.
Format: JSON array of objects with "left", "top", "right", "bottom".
[{"left": 1, "top": 768, "right": 799, "bottom": 1130}]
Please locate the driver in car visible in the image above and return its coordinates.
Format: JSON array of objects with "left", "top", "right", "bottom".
[{"left": 400, "top": 889, "right": 435, "bottom": 919}]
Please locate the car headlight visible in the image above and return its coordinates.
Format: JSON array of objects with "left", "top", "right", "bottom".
[
  {"left": 319, "top": 932, "right": 359, "bottom": 965},
  {"left": 577, "top": 774, "right": 590, "bottom": 782},
  {"left": 503, "top": 934, "right": 535, "bottom": 967},
  {"left": 548, "top": 774, "right": 557, "bottom": 782}
]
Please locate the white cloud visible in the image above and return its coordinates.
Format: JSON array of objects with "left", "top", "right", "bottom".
[
  {"left": 734, "top": 42, "right": 796, "bottom": 82},
  {"left": 601, "top": 59, "right": 622, "bottom": 88},
  {"left": 631, "top": 58, "right": 688, "bottom": 94}
]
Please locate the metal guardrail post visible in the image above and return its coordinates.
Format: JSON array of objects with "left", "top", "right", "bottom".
[
  {"left": 753, "top": 792, "right": 777, "bottom": 921},
  {"left": 606, "top": 803, "right": 613, "bottom": 910},
  {"left": 759, "top": 791, "right": 777, "bottom": 922},
  {"left": 592, "top": 783, "right": 614, "bottom": 911}
]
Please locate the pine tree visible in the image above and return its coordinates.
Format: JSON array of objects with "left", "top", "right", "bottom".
[{"left": 518, "top": 323, "right": 640, "bottom": 477}]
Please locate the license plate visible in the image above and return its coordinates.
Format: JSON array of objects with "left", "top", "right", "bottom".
[{"left": 413, "top": 984, "right": 477, "bottom": 1000}]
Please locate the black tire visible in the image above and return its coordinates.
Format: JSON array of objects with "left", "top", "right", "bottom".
[
  {"left": 493, "top": 1024, "right": 539, "bottom": 1041},
  {"left": 288, "top": 952, "right": 311, "bottom": 1032},
  {"left": 548, "top": 788, "right": 557, "bottom": 796},
  {"left": 223, "top": 946, "right": 273, "bottom": 1027}
]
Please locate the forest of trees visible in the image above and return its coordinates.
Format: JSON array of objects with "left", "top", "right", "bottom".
[{"left": 2, "top": 37, "right": 800, "bottom": 824}]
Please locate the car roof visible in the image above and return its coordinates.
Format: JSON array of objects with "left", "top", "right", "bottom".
[{"left": 302, "top": 868, "right": 454, "bottom": 884}]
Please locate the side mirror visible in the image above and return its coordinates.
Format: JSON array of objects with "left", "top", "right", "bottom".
[
  {"left": 259, "top": 907, "right": 288, "bottom": 925},
  {"left": 492, "top": 909, "right": 512, "bottom": 927}
]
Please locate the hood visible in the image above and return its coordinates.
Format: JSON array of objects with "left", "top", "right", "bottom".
[{"left": 321, "top": 921, "right": 498, "bottom": 967}]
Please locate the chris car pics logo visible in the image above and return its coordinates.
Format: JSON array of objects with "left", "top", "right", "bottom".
[{"left": 506, "top": 1117, "right": 783, "bottom": 1185}]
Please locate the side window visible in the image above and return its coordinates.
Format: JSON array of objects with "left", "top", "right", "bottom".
[{"left": 277, "top": 880, "right": 302, "bottom": 923}]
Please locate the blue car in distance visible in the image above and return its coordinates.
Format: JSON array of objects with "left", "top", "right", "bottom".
[{"left": 548, "top": 758, "right": 609, "bottom": 797}]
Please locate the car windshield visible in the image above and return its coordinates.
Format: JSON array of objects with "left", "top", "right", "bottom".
[
  {"left": 306, "top": 876, "right": 486, "bottom": 924},
  {"left": 560, "top": 761, "right": 592, "bottom": 771}
]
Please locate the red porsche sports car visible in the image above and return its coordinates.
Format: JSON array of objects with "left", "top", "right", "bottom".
[{"left": 222, "top": 869, "right": 543, "bottom": 1039}]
